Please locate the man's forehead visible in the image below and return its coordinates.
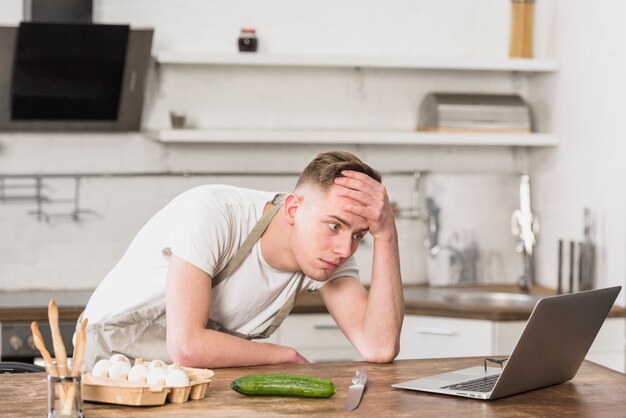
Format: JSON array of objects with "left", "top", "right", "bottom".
[{"left": 298, "top": 185, "right": 368, "bottom": 230}]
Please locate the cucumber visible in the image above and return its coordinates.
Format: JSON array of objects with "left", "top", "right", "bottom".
[{"left": 231, "top": 374, "right": 336, "bottom": 398}]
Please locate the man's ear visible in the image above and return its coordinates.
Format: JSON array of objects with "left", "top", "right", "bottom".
[{"left": 284, "top": 194, "right": 302, "bottom": 225}]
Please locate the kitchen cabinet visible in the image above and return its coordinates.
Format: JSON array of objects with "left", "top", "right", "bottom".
[
  {"left": 277, "top": 313, "right": 625, "bottom": 372},
  {"left": 273, "top": 314, "right": 362, "bottom": 363},
  {"left": 398, "top": 315, "right": 626, "bottom": 372}
]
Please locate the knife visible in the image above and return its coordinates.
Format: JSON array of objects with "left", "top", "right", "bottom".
[{"left": 345, "top": 368, "right": 367, "bottom": 411}]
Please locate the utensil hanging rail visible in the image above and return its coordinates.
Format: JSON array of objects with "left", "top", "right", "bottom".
[{"left": 0, "top": 170, "right": 425, "bottom": 223}]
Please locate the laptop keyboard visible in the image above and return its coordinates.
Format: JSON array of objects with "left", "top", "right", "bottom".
[{"left": 441, "top": 374, "right": 499, "bottom": 392}]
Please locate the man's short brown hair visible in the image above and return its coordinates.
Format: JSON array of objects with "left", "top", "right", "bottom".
[{"left": 295, "top": 151, "right": 382, "bottom": 190}]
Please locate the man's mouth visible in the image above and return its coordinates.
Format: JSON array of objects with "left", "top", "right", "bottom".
[{"left": 321, "top": 259, "right": 339, "bottom": 270}]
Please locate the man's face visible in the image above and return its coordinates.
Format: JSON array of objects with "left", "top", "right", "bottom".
[{"left": 288, "top": 184, "right": 369, "bottom": 281}]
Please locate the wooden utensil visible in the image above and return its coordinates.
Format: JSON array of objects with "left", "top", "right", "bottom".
[
  {"left": 30, "top": 321, "right": 58, "bottom": 377},
  {"left": 62, "top": 318, "right": 88, "bottom": 417},
  {"left": 48, "top": 300, "right": 69, "bottom": 377},
  {"left": 71, "top": 318, "right": 88, "bottom": 377}
]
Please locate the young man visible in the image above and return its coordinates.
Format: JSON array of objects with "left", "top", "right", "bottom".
[{"left": 79, "top": 151, "right": 404, "bottom": 369}]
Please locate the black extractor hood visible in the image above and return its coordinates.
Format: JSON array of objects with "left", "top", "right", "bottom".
[{"left": 0, "top": 1, "right": 153, "bottom": 131}]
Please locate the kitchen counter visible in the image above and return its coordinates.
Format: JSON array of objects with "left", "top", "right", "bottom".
[
  {"left": 1, "top": 285, "right": 624, "bottom": 322},
  {"left": 0, "top": 289, "right": 91, "bottom": 322},
  {"left": 295, "top": 284, "right": 626, "bottom": 321},
  {"left": 2, "top": 358, "right": 626, "bottom": 417}
]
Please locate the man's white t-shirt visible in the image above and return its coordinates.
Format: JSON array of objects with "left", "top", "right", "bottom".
[{"left": 82, "top": 184, "right": 359, "bottom": 336}]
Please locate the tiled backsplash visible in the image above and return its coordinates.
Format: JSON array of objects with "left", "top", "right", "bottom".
[{"left": 0, "top": 169, "right": 526, "bottom": 290}]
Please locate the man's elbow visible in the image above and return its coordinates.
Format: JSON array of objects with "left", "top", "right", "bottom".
[
  {"left": 167, "top": 334, "right": 201, "bottom": 367},
  {"left": 361, "top": 342, "right": 400, "bottom": 364}
]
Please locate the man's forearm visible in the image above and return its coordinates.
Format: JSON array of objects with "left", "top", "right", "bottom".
[
  {"left": 361, "top": 230, "right": 404, "bottom": 362},
  {"left": 168, "top": 329, "right": 307, "bottom": 368}
]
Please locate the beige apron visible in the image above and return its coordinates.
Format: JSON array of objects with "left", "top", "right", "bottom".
[{"left": 81, "top": 194, "right": 304, "bottom": 368}]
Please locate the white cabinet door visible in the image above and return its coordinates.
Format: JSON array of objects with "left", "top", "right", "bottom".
[
  {"left": 398, "top": 316, "right": 493, "bottom": 359},
  {"left": 493, "top": 318, "right": 625, "bottom": 372},
  {"left": 493, "top": 321, "right": 526, "bottom": 355},
  {"left": 279, "top": 314, "right": 624, "bottom": 371},
  {"left": 280, "top": 314, "right": 350, "bottom": 348},
  {"left": 587, "top": 318, "right": 625, "bottom": 373},
  {"left": 279, "top": 314, "right": 362, "bottom": 363}
]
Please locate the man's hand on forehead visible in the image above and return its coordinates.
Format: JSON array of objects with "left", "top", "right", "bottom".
[{"left": 333, "top": 170, "right": 395, "bottom": 238}]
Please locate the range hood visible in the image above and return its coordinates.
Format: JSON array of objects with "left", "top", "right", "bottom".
[
  {"left": 23, "top": 0, "right": 93, "bottom": 24},
  {"left": 0, "top": 1, "right": 153, "bottom": 131}
]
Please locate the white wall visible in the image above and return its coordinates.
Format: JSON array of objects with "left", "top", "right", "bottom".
[
  {"left": 529, "top": 0, "right": 626, "bottom": 306},
  {"left": 0, "top": 0, "right": 556, "bottom": 291}
]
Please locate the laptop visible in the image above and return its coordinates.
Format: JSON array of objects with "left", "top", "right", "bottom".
[{"left": 392, "top": 286, "right": 622, "bottom": 400}]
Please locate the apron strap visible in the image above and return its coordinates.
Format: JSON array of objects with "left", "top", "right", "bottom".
[
  {"left": 211, "top": 194, "right": 285, "bottom": 289},
  {"left": 207, "top": 192, "right": 300, "bottom": 340},
  {"left": 246, "top": 274, "right": 306, "bottom": 339}
]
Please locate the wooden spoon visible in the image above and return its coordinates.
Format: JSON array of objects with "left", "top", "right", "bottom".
[
  {"left": 70, "top": 318, "right": 88, "bottom": 377},
  {"left": 62, "top": 317, "right": 88, "bottom": 417},
  {"left": 48, "top": 300, "right": 69, "bottom": 377},
  {"left": 30, "top": 321, "right": 57, "bottom": 377}
]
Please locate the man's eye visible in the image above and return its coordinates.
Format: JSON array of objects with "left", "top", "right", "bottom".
[
  {"left": 328, "top": 223, "right": 340, "bottom": 231},
  {"left": 352, "top": 233, "right": 364, "bottom": 240}
]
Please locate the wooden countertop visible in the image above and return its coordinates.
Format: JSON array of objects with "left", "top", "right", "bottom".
[
  {"left": 2, "top": 358, "right": 626, "bottom": 417},
  {"left": 1, "top": 285, "right": 623, "bottom": 322}
]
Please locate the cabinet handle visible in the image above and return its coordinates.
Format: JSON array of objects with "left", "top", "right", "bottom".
[
  {"left": 313, "top": 324, "right": 340, "bottom": 330},
  {"left": 412, "top": 326, "right": 458, "bottom": 336}
]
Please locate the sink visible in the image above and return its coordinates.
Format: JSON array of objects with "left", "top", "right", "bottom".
[
  {"left": 442, "top": 291, "right": 545, "bottom": 307},
  {"left": 403, "top": 286, "right": 553, "bottom": 308}
]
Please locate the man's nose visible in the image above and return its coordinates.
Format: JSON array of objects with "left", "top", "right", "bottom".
[{"left": 332, "top": 235, "right": 353, "bottom": 258}]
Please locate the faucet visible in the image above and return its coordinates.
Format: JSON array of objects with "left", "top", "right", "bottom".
[
  {"left": 423, "top": 198, "right": 480, "bottom": 284},
  {"left": 511, "top": 175, "right": 539, "bottom": 291}
]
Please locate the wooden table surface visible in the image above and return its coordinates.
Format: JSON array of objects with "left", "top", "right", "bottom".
[{"left": 2, "top": 358, "right": 626, "bottom": 417}]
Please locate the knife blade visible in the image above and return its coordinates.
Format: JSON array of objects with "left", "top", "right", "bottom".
[{"left": 345, "top": 368, "right": 367, "bottom": 411}]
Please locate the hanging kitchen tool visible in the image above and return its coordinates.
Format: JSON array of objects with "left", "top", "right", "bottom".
[{"left": 578, "top": 208, "right": 596, "bottom": 291}]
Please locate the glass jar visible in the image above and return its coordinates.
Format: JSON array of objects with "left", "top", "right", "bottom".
[
  {"left": 238, "top": 28, "right": 258, "bottom": 52},
  {"left": 47, "top": 374, "right": 84, "bottom": 418}
]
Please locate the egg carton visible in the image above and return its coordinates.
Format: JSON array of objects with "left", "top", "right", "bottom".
[{"left": 82, "top": 366, "right": 214, "bottom": 406}]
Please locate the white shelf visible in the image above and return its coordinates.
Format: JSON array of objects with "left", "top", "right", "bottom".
[
  {"left": 153, "top": 129, "right": 558, "bottom": 147},
  {"left": 155, "top": 52, "right": 559, "bottom": 72}
]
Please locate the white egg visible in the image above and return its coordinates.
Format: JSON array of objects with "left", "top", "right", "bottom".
[
  {"left": 127, "top": 364, "right": 149, "bottom": 383},
  {"left": 146, "top": 367, "right": 168, "bottom": 385},
  {"left": 108, "top": 361, "right": 131, "bottom": 380},
  {"left": 166, "top": 368, "right": 190, "bottom": 387},
  {"left": 110, "top": 354, "right": 131, "bottom": 366},
  {"left": 91, "top": 359, "right": 111, "bottom": 378},
  {"left": 148, "top": 359, "right": 166, "bottom": 369}
]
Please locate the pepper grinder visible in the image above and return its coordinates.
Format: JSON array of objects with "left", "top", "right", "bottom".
[{"left": 509, "top": 0, "right": 534, "bottom": 58}]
